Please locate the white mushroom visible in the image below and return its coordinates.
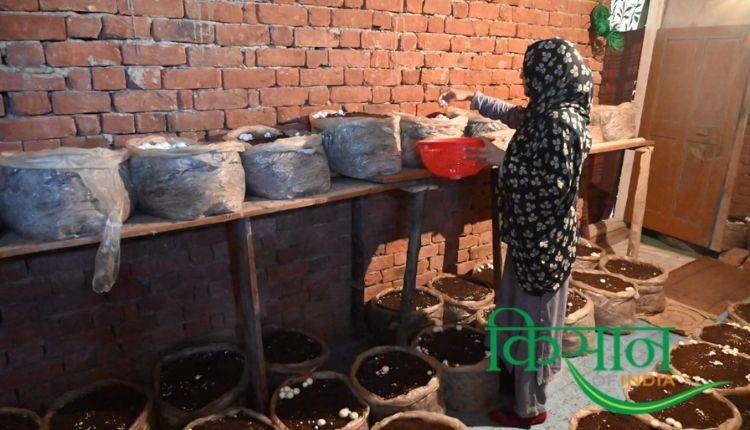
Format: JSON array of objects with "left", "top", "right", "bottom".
[
  {"left": 338, "top": 408, "right": 350, "bottom": 418},
  {"left": 349, "top": 411, "right": 359, "bottom": 420},
  {"left": 317, "top": 418, "right": 326, "bottom": 426}
]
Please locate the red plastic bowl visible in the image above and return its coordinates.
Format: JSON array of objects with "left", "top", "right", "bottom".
[{"left": 418, "top": 137, "right": 487, "bottom": 180}]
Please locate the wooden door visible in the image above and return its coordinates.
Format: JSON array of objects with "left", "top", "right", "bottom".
[{"left": 640, "top": 25, "right": 750, "bottom": 250}]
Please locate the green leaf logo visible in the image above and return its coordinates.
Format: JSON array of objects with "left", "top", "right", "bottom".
[{"left": 565, "top": 358, "right": 729, "bottom": 415}]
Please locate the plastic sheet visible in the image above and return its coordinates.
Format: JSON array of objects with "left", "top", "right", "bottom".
[
  {"left": 399, "top": 113, "right": 468, "bottom": 167},
  {"left": 0, "top": 148, "right": 132, "bottom": 293},
  {"left": 310, "top": 111, "right": 402, "bottom": 179},
  {"left": 126, "top": 136, "right": 245, "bottom": 221}
]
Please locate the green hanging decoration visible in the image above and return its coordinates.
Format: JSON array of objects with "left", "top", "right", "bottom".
[{"left": 591, "top": 4, "right": 625, "bottom": 52}]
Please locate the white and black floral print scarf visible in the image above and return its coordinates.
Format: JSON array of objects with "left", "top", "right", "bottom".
[{"left": 499, "top": 39, "right": 593, "bottom": 294}]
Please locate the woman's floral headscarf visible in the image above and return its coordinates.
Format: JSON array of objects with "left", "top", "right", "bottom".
[{"left": 499, "top": 39, "right": 594, "bottom": 294}]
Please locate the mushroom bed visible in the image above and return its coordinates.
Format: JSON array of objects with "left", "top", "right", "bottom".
[
  {"left": 700, "top": 323, "right": 750, "bottom": 356},
  {"left": 726, "top": 393, "right": 750, "bottom": 427},
  {"left": 49, "top": 384, "right": 146, "bottom": 430},
  {"left": 193, "top": 412, "right": 273, "bottom": 430},
  {"left": 274, "top": 378, "right": 366, "bottom": 430},
  {"left": 159, "top": 350, "right": 245, "bottom": 412},
  {"left": 603, "top": 259, "right": 663, "bottom": 280},
  {"left": 415, "top": 327, "right": 489, "bottom": 367},
  {"left": 575, "top": 411, "right": 652, "bottom": 430},
  {"left": 376, "top": 290, "right": 440, "bottom": 312},
  {"left": 354, "top": 351, "right": 435, "bottom": 399},
  {"left": 0, "top": 413, "right": 37, "bottom": 430},
  {"left": 671, "top": 342, "right": 750, "bottom": 388},
  {"left": 571, "top": 272, "right": 634, "bottom": 293},
  {"left": 575, "top": 243, "right": 601, "bottom": 258},
  {"left": 378, "top": 418, "right": 456, "bottom": 430},
  {"left": 629, "top": 377, "right": 734, "bottom": 428},
  {"left": 566, "top": 290, "right": 588, "bottom": 316},
  {"left": 735, "top": 303, "right": 750, "bottom": 323},
  {"left": 431, "top": 277, "right": 493, "bottom": 301},
  {"left": 263, "top": 330, "right": 323, "bottom": 365}
]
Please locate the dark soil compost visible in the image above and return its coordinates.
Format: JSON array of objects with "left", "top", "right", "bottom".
[
  {"left": 193, "top": 412, "right": 273, "bottom": 430},
  {"left": 671, "top": 342, "right": 750, "bottom": 388},
  {"left": 576, "top": 243, "right": 600, "bottom": 258},
  {"left": 725, "top": 393, "right": 750, "bottom": 429},
  {"left": 629, "top": 378, "right": 733, "bottom": 428},
  {"left": 431, "top": 277, "right": 492, "bottom": 302},
  {"left": 355, "top": 351, "right": 434, "bottom": 399},
  {"left": 566, "top": 290, "right": 588, "bottom": 317},
  {"left": 572, "top": 271, "right": 634, "bottom": 293},
  {"left": 0, "top": 413, "right": 37, "bottom": 430},
  {"left": 159, "top": 350, "right": 245, "bottom": 412},
  {"left": 275, "top": 378, "right": 366, "bottom": 430},
  {"left": 263, "top": 330, "right": 323, "bottom": 365},
  {"left": 49, "top": 383, "right": 147, "bottom": 430},
  {"left": 735, "top": 303, "right": 750, "bottom": 324},
  {"left": 379, "top": 418, "right": 455, "bottom": 430},
  {"left": 603, "top": 259, "right": 663, "bottom": 281},
  {"left": 416, "top": 327, "right": 488, "bottom": 367},
  {"left": 376, "top": 290, "right": 439, "bottom": 312},
  {"left": 576, "top": 411, "right": 651, "bottom": 430},
  {"left": 701, "top": 323, "right": 750, "bottom": 356}
]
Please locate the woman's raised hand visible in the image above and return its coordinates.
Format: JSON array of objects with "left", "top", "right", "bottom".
[
  {"left": 463, "top": 137, "right": 506, "bottom": 166},
  {"left": 438, "top": 89, "right": 475, "bottom": 106}
]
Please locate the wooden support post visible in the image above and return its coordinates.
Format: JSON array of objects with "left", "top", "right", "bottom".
[
  {"left": 350, "top": 197, "right": 366, "bottom": 335},
  {"left": 396, "top": 188, "right": 428, "bottom": 346},
  {"left": 228, "top": 219, "right": 268, "bottom": 412},
  {"left": 490, "top": 168, "right": 503, "bottom": 291},
  {"left": 627, "top": 147, "right": 653, "bottom": 258}
]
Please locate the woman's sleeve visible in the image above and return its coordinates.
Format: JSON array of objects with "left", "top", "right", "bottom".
[{"left": 470, "top": 92, "right": 523, "bottom": 128}]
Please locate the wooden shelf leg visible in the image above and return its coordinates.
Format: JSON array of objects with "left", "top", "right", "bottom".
[
  {"left": 396, "top": 189, "right": 427, "bottom": 346},
  {"left": 350, "top": 197, "right": 366, "bottom": 335},
  {"left": 228, "top": 219, "right": 268, "bottom": 412},
  {"left": 490, "top": 168, "right": 503, "bottom": 292},
  {"left": 627, "top": 147, "right": 653, "bottom": 259}
]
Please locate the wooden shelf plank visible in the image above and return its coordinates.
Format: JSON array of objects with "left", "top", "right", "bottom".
[
  {"left": 589, "top": 137, "right": 652, "bottom": 155},
  {"left": 0, "top": 176, "right": 432, "bottom": 260}
]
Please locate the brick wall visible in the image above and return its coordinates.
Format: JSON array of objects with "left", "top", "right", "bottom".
[
  {"left": 0, "top": 175, "right": 491, "bottom": 409},
  {"left": 0, "top": 0, "right": 601, "bottom": 149}
]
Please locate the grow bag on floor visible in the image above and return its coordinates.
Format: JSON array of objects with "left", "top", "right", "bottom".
[
  {"left": 371, "top": 411, "right": 468, "bottom": 430},
  {"left": 0, "top": 407, "right": 41, "bottom": 430},
  {"left": 668, "top": 341, "right": 750, "bottom": 397},
  {"left": 127, "top": 136, "right": 245, "bottom": 221},
  {"left": 42, "top": 379, "right": 152, "bottom": 430},
  {"left": 183, "top": 407, "right": 274, "bottom": 430},
  {"left": 570, "top": 269, "right": 638, "bottom": 329},
  {"left": 310, "top": 111, "right": 402, "bottom": 179},
  {"left": 574, "top": 237, "right": 604, "bottom": 270},
  {"left": 263, "top": 325, "right": 330, "bottom": 392},
  {"left": 568, "top": 405, "right": 666, "bottom": 430},
  {"left": 563, "top": 289, "right": 596, "bottom": 357},
  {"left": 727, "top": 301, "right": 750, "bottom": 326},
  {"left": 427, "top": 273, "right": 494, "bottom": 325},
  {"left": 350, "top": 346, "right": 443, "bottom": 420},
  {"left": 599, "top": 255, "right": 668, "bottom": 315},
  {"left": 365, "top": 286, "right": 444, "bottom": 344}
]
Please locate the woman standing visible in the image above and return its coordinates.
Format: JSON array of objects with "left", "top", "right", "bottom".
[{"left": 440, "top": 38, "right": 594, "bottom": 427}]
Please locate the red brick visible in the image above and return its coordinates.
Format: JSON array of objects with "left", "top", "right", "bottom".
[
  {"left": 489, "top": 21, "right": 517, "bottom": 37},
  {"left": 101, "top": 15, "right": 150, "bottom": 39},
  {"left": 0, "top": 0, "right": 39, "bottom": 11},
  {"left": 331, "top": 86, "right": 370, "bottom": 103},
  {"left": 215, "top": 24, "right": 269, "bottom": 46},
  {"left": 163, "top": 68, "right": 221, "bottom": 89},
  {"left": 422, "top": 0, "right": 451, "bottom": 14},
  {"left": 0, "top": 116, "right": 76, "bottom": 141},
  {"left": 126, "top": 67, "right": 162, "bottom": 89},
  {"left": 222, "top": 69, "right": 275, "bottom": 89},
  {"left": 135, "top": 112, "right": 167, "bottom": 133},
  {"left": 0, "top": 95, "right": 4, "bottom": 117},
  {"left": 10, "top": 92, "right": 51, "bottom": 116},
  {"left": 363, "top": 69, "right": 401, "bottom": 86},
  {"left": 92, "top": 67, "right": 126, "bottom": 90},
  {"left": 345, "top": 69, "right": 364, "bottom": 85},
  {"left": 332, "top": 9, "right": 373, "bottom": 28},
  {"left": 259, "top": 87, "right": 308, "bottom": 107},
  {"left": 366, "top": 0, "right": 402, "bottom": 11},
  {"left": 225, "top": 108, "right": 276, "bottom": 128},
  {"left": 102, "top": 113, "right": 135, "bottom": 134},
  {"left": 66, "top": 15, "right": 102, "bottom": 39},
  {"left": 122, "top": 43, "right": 186, "bottom": 65},
  {"left": 452, "top": 1, "right": 468, "bottom": 17},
  {"left": 113, "top": 90, "right": 178, "bottom": 112},
  {"left": 308, "top": 87, "right": 330, "bottom": 105},
  {"left": 340, "top": 29, "right": 361, "bottom": 47},
  {"left": 427, "top": 16, "right": 444, "bottom": 32},
  {"left": 405, "top": 0, "right": 421, "bottom": 13},
  {"left": 185, "top": 0, "right": 243, "bottom": 23},
  {"left": 417, "top": 33, "right": 450, "bottom": 51},
  {"left": 152, "top": 19, "right": 214, "bottom": 44},
  {"left": 295, "top": 28, "right": 339, "bottom": 48},
  {"left": 270, "top": 26, "right": 294, "bottom": 46},
  {"left": 512, "top": 7, "right": 549, "bottom": 25},
  {"left": 308, "top": 6, "right": 331, "bottom": 26},
  {"left": 329, "top": 50, "right": 370, "bottom": 67},
  {"left": 5, "top": 42, "right": 45, "bottom": 67},
  {"left": 185, "top": 46, "right": 242, "bottom": 67},
  {"left": 420, "top": 69, "right": 449, "bottom": 85},
  {"left": 508, "top": 38, "right": 532, "bottom": 54},
  {"left": 276, "top": 68, "right": 299, "bottom": 86},
  {"left": 40, "top": 0, "right": 115, "bottom": 11},
  {"left": 400, "top": 33, "right": 418, "bottom": 50},
  {"left": 361, "top": 31, "right": 398, "bottom": 49},
  {"left": 52, "top": 91, "right": 111, "bottom": 114},
  {"left": 166, "top": 110, "right": 224, "bottom": 132},
  {"left": 256, "top": 48, "right": 306, "bottom": 67},
  {"left": 468, "top": 1, "right": 499, "bottom": 18},
  {"left": 74, "top": 114, "right": 101, "bottom": 135},
  {"left": 0, "top": 13, "right": 66, "bottom": 40},
  {"left": 46, "top": 42, "right": 121, "bottom": 67},
  {"left": 116, "top": 0, "right": 183, "bottom": 17},
  {"left": 257, "top": 3, "right": 307, "bottom": 26},
  {"left": 300, "top": 68, "right": 344, "bottom": 86},
  {"left": 391, "top": 51, "right": 424, "bottom": 67},
  {"left": 194, "top": 89, "right": 248, "bottom": 110},
  {"left": 66, "top": 68, "right": 92, "bottom": 90},
  {"left": 178, "top": 90, "right": 193, "bottom": 109},
  {"left": 391, "top": 85, "right": 423, "bottom": 102}
]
